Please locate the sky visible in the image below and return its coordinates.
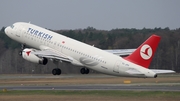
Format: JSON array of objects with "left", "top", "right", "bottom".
[{"left": 1, "top": 0, "right": 180, "bottom": 30}]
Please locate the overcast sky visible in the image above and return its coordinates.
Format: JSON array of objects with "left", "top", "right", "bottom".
[{"left": 1, "top": 0, "right": 180, "bottom": 30}]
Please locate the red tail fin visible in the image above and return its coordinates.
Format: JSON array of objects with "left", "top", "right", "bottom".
[{"left": 124, "top": 34, "right": 161, "bottom": 68}]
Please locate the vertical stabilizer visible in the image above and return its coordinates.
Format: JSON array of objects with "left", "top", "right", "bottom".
[{"left": 124, "top": 34, "right": 161, "bottom": 68}]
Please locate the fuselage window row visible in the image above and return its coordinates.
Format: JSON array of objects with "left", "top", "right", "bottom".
[{"left": 25, "top": 29, "right": 106, "bottom": 64}]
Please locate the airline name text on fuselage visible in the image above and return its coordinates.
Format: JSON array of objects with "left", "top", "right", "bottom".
[{"left": 27, "top": 28, "right": 53, "bottom": 40}]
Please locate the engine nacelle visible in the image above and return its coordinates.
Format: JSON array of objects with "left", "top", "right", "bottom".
[{"left": 22, "top": 48, "right": 48, "bottom": 65}]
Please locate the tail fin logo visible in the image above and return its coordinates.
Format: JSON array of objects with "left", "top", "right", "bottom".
[{"left": 140, "top": 44, "right": 152, "bottom": 60}]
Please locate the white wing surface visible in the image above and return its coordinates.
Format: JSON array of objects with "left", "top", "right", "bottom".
[
  {"left": 31, "top": 49, "right": 72, "bottom": 62},
  {"left": 104, "top": 49, "right": 136, "bottom": 56},
  {"left": 150, "top": 69, "right": 175, "bottom": 74}
]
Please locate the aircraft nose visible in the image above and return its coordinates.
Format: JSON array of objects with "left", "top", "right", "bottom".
[{"left": 4, "top": 26, "right": 9, "bottom": 35}]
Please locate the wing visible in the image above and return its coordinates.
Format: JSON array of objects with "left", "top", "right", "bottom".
[
  {"left": 104, "top": 49, "right": 136, "bottom": 56},
  {"left": 150, "top": 69, "right": 175, "bottom": 74},
  {"left": 31, "top": 47, "right": 84, "bottom": 66},
  {"left": 31, "top": 49, "right": 72, "bottom": 62}
]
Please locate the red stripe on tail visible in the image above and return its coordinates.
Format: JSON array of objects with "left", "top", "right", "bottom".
[{"left": 124, "top": 34, "right": 161, "bottom": 68}]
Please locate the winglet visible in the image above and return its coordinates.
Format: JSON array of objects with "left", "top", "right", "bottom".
[{"left": 124, "top": 34, "right": 161, "bottom": 68}]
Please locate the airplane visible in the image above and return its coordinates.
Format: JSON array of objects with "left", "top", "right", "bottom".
[{"left": 4, "top": 22, "right": 175, "bottom": 78}]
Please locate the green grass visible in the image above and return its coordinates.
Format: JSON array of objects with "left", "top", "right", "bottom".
[{"left": 0, "top": 90, "right": 180, "bottom": 97}]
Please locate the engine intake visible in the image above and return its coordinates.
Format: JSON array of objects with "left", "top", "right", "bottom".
[{"left": 39, "top": 57, "right": 48, "bottom": 65}]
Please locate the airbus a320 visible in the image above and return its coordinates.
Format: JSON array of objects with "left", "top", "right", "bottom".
[{"left": 4, "top": 22, "right": 175, "bottom": 78}]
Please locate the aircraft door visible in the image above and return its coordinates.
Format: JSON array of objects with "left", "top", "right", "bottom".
[
  {"left": 15, "top": 26, "right": 21, "bottom": 38},
  {"left": 11, "top": 26, "right": 23, "bottom": 43},
  {"left": 18, "top": 28, "right": 24, "bottom": 43},
  {"left": 113, "top": 61, "right": 121, "bottom": 73}
]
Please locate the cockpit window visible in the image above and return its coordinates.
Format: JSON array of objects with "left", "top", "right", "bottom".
[{"left": 10, "top": 25, "right": 14, "bottom": 29}]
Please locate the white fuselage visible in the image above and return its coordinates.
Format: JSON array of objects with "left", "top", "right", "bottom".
[{"left": 5, "top": 22, "right": 156, "bottom": 78}]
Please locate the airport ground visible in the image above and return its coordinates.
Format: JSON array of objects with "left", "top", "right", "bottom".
[{"left": 0, "top": 74, "right": 180, "bottom": 101}]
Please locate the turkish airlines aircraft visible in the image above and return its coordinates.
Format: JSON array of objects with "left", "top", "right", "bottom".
[{"left": 4, "top": 22, "right": 175, "bottom": 78}]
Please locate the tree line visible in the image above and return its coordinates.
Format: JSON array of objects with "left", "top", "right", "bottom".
[{"left": 0, "top": 27, "right": 180, "bottom": 74}]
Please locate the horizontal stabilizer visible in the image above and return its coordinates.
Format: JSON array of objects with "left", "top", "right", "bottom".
[{"left": 150, "top": 69, "right": 175, "bottom": 74}]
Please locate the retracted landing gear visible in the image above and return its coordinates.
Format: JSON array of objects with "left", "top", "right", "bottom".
[{"left": 80, "top": 68, "right": 89, "bottom": 74}]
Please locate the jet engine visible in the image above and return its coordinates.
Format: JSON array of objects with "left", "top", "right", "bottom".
[{"left": 21, "top": 48, "right": 48, "bottom": 65}]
